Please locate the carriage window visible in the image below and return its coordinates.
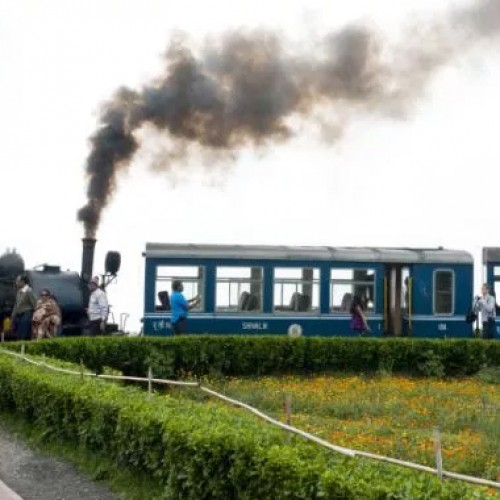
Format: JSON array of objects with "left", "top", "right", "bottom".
[
  {"left": 216, "top": 267, "right": 262, "bottom": 312},
  {"left": 494, "top": 281, "right": 500, "bottom": 301},
  {"left": 491, "top": 268, "right": 500, "bottom": 303},
  {"left": 273, "top": 268, "right": 319, "bottom": 313},
  {"left": 155, "top": 266, "right": 204, "bottom": 312},
  {"left": 330, "top": 268, "right": 375, "bottom": 314},
  {"left": 434, "top": 270, "right": 454, "bottom": 315}
]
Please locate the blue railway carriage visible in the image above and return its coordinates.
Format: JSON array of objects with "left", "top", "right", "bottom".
[
  {"left": 142, "top": 243, "right": 473, "bottom": 338},
  {"left": 483, "top": 248, "right": 500, "bottom": 339}
]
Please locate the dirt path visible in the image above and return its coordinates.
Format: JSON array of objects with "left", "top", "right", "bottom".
[{"left": 0, "top": 425, "right": 116, "bottom": 500}]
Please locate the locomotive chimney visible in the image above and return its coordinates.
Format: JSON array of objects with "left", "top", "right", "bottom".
[{"left": 81, "top": 237, "right": 96, "bottom": 283}]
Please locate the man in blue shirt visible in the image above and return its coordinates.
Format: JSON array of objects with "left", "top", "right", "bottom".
[{"left": 170, "top": 280, "right": 200, "bottom": 335}]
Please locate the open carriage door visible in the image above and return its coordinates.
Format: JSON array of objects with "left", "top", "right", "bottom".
[
  {"left": 483, "top": 248, "right": 500, "bottom": 300},
  {"left": 384, "top": 265, "right": 411, "bottom": 336},
  {"left": 483, "top": 248, "right": 500, "bottom": 338}
]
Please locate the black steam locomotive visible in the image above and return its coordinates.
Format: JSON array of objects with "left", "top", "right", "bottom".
[{"left": 0, "top": 238, "right": 121, "bottom": 337}]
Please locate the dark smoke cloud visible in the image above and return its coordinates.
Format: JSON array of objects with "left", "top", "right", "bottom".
[{"left": 78, "top": 0, "right": 500, "bottom": 237}]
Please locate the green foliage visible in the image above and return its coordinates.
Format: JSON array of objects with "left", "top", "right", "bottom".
[
  {"left": 9, "top": 336, "right": 499, "bottom": 379},
  {"left": 476, "top": 367, "right": 500, "bottom": 385},
  {"left": 0, "top": 353, "right": 493, "bottom": 499},
  {"left": 416, "top": 350, "right": 446, "bottom": 378},
  {"left": 0, "top": 411, "right": 164, "bottom": 500}
]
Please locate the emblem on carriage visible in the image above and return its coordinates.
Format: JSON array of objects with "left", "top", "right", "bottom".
[{"left": 288, "top": 324, "right": 303, "bottom": 337}]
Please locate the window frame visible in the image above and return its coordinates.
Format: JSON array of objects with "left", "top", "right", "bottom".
[
  {"left": 433, "top": 268, "right": 455, "bottom": 316},
  {"left": 273, "top": 267, "right": 320, "bottom": 314},
  {"left": 329, "top": 268, "right": 377, "bottom": 315},
  {"left": 215, "top": 266, "right": 263, "bottom": 313},
  {"left": 155, "top": 265, "right": 205, "bottom": 312}
]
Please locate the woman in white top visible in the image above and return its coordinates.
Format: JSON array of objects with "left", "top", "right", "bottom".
[{"left": 473, "top": 284, "right": 497, "bottom": 339}]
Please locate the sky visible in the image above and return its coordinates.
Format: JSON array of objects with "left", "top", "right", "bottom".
[{"left": 1, "top": 0, "right": 499, "bottom": 332}]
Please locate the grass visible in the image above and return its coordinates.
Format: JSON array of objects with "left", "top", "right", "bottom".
[
  {"left": 476, "top": 367, "right": 500, "bottom": 385},
  {"left": 168, "top": 370, "right": 500, "bottom": 482},
  {"left": 0, "top": 412, "right": 164, "bottom": 500}
]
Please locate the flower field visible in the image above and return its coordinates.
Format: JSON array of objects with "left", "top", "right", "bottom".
[{"left": 175, "top": 373, "right": 500, "bottom": 482}]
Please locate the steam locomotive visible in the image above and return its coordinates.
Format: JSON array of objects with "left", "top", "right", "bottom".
[{"left": 0, "top": 238, "right": 121, "bottom": 337}]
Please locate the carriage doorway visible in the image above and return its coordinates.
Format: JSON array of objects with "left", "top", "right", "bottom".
[{"left": 384, "top": 265, "right": 411, "bottom": 336}]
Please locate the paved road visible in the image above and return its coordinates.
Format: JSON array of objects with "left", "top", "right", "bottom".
[
  {"left": 0, "top": 425, "right": 116, "bottom": 500},
  {"left": 0, "top": 479, "right": 22, "bottom": 500}
]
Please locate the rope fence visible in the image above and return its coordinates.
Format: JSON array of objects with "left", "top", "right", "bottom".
[{"left": 0, "top": 347, "right": 498, "bottom": 491}]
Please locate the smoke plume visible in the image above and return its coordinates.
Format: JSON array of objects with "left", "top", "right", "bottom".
[{"left": 78, "top": 0, "right": 500, "bottom": 237}]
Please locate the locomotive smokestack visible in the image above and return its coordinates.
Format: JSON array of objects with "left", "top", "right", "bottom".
[{"left": 81, "top": 237, "right": 96, "bottom": 283}]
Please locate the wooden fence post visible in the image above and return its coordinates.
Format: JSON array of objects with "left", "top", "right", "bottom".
[
  {"left": 148, "top": 365, "right": 153, "bottom": 397},
  {"left": 434, "top": 427, "right": 443, "bottom": 481},
  {"left": 284, "top": 394, "right": 292, "bottom": 426}
]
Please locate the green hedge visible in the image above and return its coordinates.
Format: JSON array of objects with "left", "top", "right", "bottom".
[
  {"left": 9, "top": 336, "right": 500, "bottom": 379},
  {"left": 0, "top": 353, "right": 492, "bottom": 499}
]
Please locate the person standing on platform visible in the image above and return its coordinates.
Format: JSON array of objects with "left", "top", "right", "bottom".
[
  {"left": 32, "top": 289, "right": 62, "bottom": 340},
  {"left": 11, "top": 275, "right": 36, "bottom": 341},
  {"left": 350, "top": 294, "right": 371, "bottom": 336},
  {"left": 87, "top": 276, "right": 109, "bottom": 336},
  {"left": 473, "top": 284, "right": 496, "bottom": 339}
]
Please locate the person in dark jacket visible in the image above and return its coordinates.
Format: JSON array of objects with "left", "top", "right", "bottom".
[{"left": 11, "top": 275, "right": 36, "bottom": 340}]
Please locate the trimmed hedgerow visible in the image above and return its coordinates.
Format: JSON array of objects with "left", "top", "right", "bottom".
[
  {"left": 0, "top": 353, "right": 493, "bottom": 499},
  {"left": 9, "top": 336, "right": 500, "bottom": 379}
]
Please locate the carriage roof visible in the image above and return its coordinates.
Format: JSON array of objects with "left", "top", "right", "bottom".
[{"left": 144, "top": 243, "right": 473, "bottom": 264}]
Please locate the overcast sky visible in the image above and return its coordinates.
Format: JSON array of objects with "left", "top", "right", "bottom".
[{"left": 1, "top": 0, "right": 499, "bottom": 331}]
